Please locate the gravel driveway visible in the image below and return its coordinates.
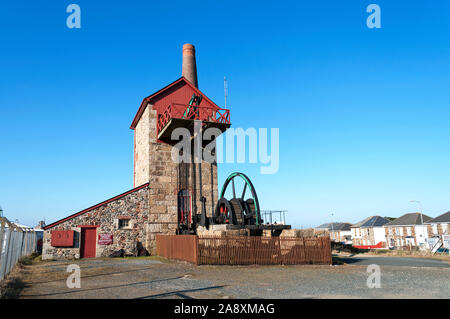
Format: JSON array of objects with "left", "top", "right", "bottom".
[{"left": 18, "top": 256, "right": 449, "bottom": 299}]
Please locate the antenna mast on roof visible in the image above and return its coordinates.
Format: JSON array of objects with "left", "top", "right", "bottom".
[{"left": 224, "top": 76, "right": 228, "bottom": 108}]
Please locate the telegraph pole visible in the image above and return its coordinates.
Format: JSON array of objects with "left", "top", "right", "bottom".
[
  {"left": 410, "top": 200, "right": 425, "bottom": 243},
  {"left": 330, "top": 212, "right": 334, "bottom": 241}
]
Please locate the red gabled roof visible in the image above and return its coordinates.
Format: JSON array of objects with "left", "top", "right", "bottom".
[
  {"left": 130, "top": 76, "right": 220, "bottom": 130},
  {"left": 43, "top": 183, "right": 150, "bottom": 230}
]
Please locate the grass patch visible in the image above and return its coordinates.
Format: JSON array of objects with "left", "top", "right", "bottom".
[
  {"left": 0, "top": 266, "right": 25, "bottom": 299},
  {"left": 332, "top": 256, "right": 346, "bottom": 265},
  {"left": 361, "top": 249, "right": 450, "bottom": 261},
  {"left": 18, "top": 253, "right": 41, "bottom": 266}
]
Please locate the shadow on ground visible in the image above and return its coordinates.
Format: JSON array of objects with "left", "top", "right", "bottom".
[{"left": 20, "top": 276, "right": 186, "bottom": 298}]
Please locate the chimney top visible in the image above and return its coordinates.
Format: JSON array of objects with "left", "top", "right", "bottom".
[
  {"left": 182, "top": 43, "right": 195, "bottom": 55},
  {"left": 182, "top": 43, "right": 198, "bottom": 88}
]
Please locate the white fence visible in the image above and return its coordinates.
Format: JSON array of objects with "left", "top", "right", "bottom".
[{"left": 0, "top": 217, "right": 38, "bottom": 280}]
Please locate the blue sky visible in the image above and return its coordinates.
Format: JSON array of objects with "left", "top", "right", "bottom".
[{"left": 1, "top": 1, "right": 450, "bottom": 228}]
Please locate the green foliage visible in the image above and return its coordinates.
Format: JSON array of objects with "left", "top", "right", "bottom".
[{"left": 18, "top": 252, "right": 40, "bottom": 266}]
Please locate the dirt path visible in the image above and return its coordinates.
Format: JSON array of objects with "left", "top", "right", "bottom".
[{"left": 17, "top": 257, "right": 450, "bottom": 299}]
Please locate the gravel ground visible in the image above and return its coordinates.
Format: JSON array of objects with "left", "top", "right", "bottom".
[{"left": 18, "top": 256, "right": 450, "bottom": 299}]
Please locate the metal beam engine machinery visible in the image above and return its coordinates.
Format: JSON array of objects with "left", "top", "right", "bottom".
[{"left": 193, "top": 172, "right": 291, "bottom": 233}]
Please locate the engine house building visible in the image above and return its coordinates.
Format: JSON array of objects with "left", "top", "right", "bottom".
[{"left": 42, "top": 44, "right": 231, "bottom": 260}]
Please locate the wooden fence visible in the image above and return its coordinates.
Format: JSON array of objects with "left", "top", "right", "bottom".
[
  {"left": 156, "top": 235, "right": 332, "bottom": 265},
  {"left": 156, "top": 235, "right": 198, "bottom": 264}
]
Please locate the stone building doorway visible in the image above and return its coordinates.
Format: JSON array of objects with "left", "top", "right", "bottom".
[{"left": 80, "top": 227, "right": 97, "bottom": 258}]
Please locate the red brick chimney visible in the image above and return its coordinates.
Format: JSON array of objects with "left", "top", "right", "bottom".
[{"left": 182, "top": 43, "right": 198, "bottom": 88}]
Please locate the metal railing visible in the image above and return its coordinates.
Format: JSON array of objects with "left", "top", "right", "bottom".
[
  {"left": 0, "top": 217, "right": 38, "bottom": 280},
  {"left": 197, "top": 236, "right": 332, "bottom": 265},
  {"left": 261, "top": 210, "right": 288, "bottom": 225},
  {"left": 157, "top": 103, "right": 231, "bottom": 135}
]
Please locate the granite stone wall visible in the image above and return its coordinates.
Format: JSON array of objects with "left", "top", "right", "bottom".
[
  {"left": 134, "top": 106, "right": 150, "bottom": 187},
  {"left": 44, "top": 97, "right": 222, "bottom": 259},
  {"left": 144, "top": 106, "right": 219, "bottom": 254},
  {"left": 43, "top": 186, "right": 150, "bottom": 260}
]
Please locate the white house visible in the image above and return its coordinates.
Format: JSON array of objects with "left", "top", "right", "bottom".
[
  {"left": 383, "top": 213, "right": 432, "bottom": 249},
  {"left": 425, "top": 211, "right": 450, "bottom": 252},
  {"left": 351, "top": 216, "right": 390, "bottom": 248},
  {"left": 315, "top": 222, "right": 352, "bottom": 244}
]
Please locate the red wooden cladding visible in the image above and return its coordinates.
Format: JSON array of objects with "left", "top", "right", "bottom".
[
  {"left": 131, "top": 77, "right": 230, "bottom": 138},
  {"left": 51, "top": 230, "right": 74, "bottom": 247},
  {"left": 156, "top": 235, "right": 332, "bottom": 265},
  {"left": 151, "top": 80, "right": 218, "bottom": 115},
  {"left": 131, "top": 77, "right": 222, "bottom": 130}
]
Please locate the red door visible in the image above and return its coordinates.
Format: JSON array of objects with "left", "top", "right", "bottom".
[{"left": 80, "top": 227, "right": 97, "bottom": 258}]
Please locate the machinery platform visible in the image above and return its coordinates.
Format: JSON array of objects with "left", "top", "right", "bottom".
[{"left": 157, "top": 103, "right": 231, "bottom": 144}]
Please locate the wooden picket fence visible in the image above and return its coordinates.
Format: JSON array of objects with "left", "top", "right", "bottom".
[{"left": 156, "top": 235, "right": 332, "bottom": 265}]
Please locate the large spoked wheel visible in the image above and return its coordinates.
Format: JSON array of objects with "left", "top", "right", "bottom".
[
  {"left": 214, "top": 172, "right": 261, "bottom": 226},
  {"left": 215, "top": 198, "right": 234, "bottom": 224}
]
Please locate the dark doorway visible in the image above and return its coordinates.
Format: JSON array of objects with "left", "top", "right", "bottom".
[{"left": 178, "top": 189, "right": 192, "bottom": 227}]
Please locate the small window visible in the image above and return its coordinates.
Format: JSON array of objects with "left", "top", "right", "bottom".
[
  {"left": 432, "top": 224, "right": 438, "bottom": 235},
  {"left": 406, "top": 227, "right": 412, "bottom": 236},
  {"left": 119, "top": 219, "right": 130, "bottom": 229}
]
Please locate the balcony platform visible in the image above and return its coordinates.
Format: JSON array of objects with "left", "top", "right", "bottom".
[{"left": 158, "top": 118, "right": 231, "bottom": 144}]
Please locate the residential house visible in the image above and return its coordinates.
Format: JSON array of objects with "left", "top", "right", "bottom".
[
  {"left": 425, "top": 211, "right": 450, "bottom": 251},
  {"left": 383, "top": 213, "right": 432, "bottom": 249},
  {"left": 351, "top": 216, "right": 390, "bottom": 248},
  {"left": 315, "top": 222, "right": 352, "bottom": 244},
  {"left": 314, "top": 223, "right": 332, "bottom": 232}
]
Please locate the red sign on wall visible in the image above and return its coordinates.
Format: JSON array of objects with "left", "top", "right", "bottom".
[{"left": 98, "top": 234, "right": 113, "bottom": 245}]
